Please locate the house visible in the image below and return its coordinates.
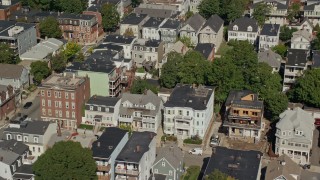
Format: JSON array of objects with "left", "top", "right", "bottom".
[
  {"left": 189, "top": 0, "right": 202, "bottom": 13},
  {"left": 115, "top": 131, "right": 157, "bottom": 180},
  {"left": 84, "top": 95, "right": 121, "bottom": 127},
  {"left": 275, "top": 107, "right": 315, "bottom": 165},
  {"left": 223, "top": 90, "right": 264, "bottom": 142},
  {"left": 265, "top": 155, "right": 302, "bottom": 180},
  {"left": 142, "top": 17, "right": 166, "bottom": 40},
  {"left": 0, "top": 85, "right": 17, "bottom": 120},
  {"left": 290, "top": 30, "right": 312, "bottom": 50},
  {"left": 310, "top": 50, "right": 320, "bottom": 69},
  {"left": 259, "top": 24, "right": 280, "bottom": 51},
  {"left": 282, "top": 49, "right": 310, "bottom": 92},
  {"left": 228, "top": 17, "right": 259, "bottom": 45},
  {"left": 92, "top": 127, "right": 129, "bottom": 180},
  {"left": 3, "top": 120, "right": 56, "bottom": 158},
  {"left": 0, "top": 149, "right": 22, "bottom": 179},
  {"left": 39, "top": 73, "right": 90, "bottom": 130},
  {"left": 120, "top": 13, "right": 149, "bottom": 38},
  {"left": 152, "top": 143, "right": 183, "bottom": 180},
  {"left": 20, "top": 38, "right": 64, "bottom": 61},
  {"left": 13, "top": 164, "right": 35, "bottom": 180},
  {"left": 103, "top": 35, "right": 137, "bottom": 59},
  {"left": 132, "top": 39, "right": 165, "bottom": 69},
  {"left": 198, "top": 14, "right": 224, "bottom": 51},
  {"left": 0, "top": 0, "right": 21, "bottom": 20},
  {"left": 134, "top": 4, "right": 178, "bottom": 19},
  {"left": 258, "top": 49, "right": 282, "bottom": 73},
  {"left": 159, "top": 19, "right": 180, "bottom": 43},
  {"left": 143, "top": 0, "right": 189, "bottom": 14},
  {"left": 304, "top": 2, "right": 320, "bottom": 26},
  {"left": 0, "top": 63, "right": 29, "bottom": 90},
  {"left": 0, "top": 21, "right": 37, "bottom": 56},
  {"left": 118, "top": 90, "right": 163, "bottom": 133},
  {"left": 66, "top": 50, "right": 122, "bottom": 97},
  {"left": 163, "top": 84, "right": 215, "bottom": 139},
  {"left": 289, "top": 18, "right": 313, "bottom": 35},
  {"left": 251, "top": 0, "right": 288, "bottom": 26},
  {"left": 202, "top": 147, "right": 262, "bottom": 180},
  {"left": 179, "top": 13, "right": 206, "bottom": 45},
  {"left": 194, "top": 43, "right": 215, "bottom": 61}
]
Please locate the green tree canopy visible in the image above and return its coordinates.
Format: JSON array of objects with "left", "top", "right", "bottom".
[
  {"left": 0, "top": 44, "right": 20, "bottom": 64},
  {"left": 178, "top": 36, "right": 194, "bottom": 48},
  {"left": 33, "top": 141, "right": 97, "bottom": 180},
  {"left": 63, "top": 42, "right": 81, "bottom": 61},
  {"left": 272, "top": 44, "right": 287, "bottom": 58},
  {"left": 279, "top": 26, "right": 297, "bottom": 42},
  {"left": 39, "top": 16, "right": 62, "bottom": 39},
  {"left": 220, "top": 0, "right": 249, "bottom": 23},
  {"left": 198, "top": 0, "right": 220, "bottom": 19},
  {"left": 101, "top": 3, "right": 120, "bottom": 32},
  {"left": 289, "top": 69, "right": 320, "bottom": 108},
  {"left": 205, "top": 169, "right": 235, "bottom": 180},
  {"left": 51, "top": 53, "right": 67, "bottom": 73},
  {"left": 185, "top": 11, "right": 194, "bottom": 20},
  {"left": 130, "top": 78, "right": 159, "bottom": 94},
  {"left": 30, "top": 61, "right": 51, "bottom": 84},
  {"left": 313, "top": 32, "right": 320, "bottom": 50},
  {"left": 287, "top": 2, "right": 301, "bottom": 21},
  {"left": 74, "top": 52, "right": 85, "bottom": 62},
  {"left": 160, "top": 52, "right": 183, "bottom": 88},
  {"left": 131, "top": 0, "right": 142, "bottom": 7},
  {"left": 252, "top": 3, "right": 271, "bottom": 26},
  {"left": 58, "top": 0, "right": 86, "bottom": 13}
]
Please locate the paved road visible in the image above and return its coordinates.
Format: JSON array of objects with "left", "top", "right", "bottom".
[
  {"left": 183, "top": 152, "right": 211, "bottom": 167},
  {"left": 19, "top": 96, "right": 41, "bottom": 120},
  {"left": 310, "top": 128, "right": 320, "bottom": 166}
]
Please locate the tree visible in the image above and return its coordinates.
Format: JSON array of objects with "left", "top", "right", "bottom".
[
  {"left": 101, "top": 3, "right": 120, "bottom": 32},
  {"left": 178, "top": 36, "right": 194, "bottom": 48},
  {"left": 58, "top": 0, "right": 86, "bottom": 13},
  {"left": 198, "top": 0, "right": 220, "bottom": 19},
  {"left": 39, "top": 16, "right": 62, "bottom": 38},
  {"left": 205, "top": 169, "right": 234, "bottom": 180},
  {"left": 279, "top": 26, "right": 297, "bottom": 42},
  {"left": 33, "top": 141, "right": 97, "bottom": 180},
  {"left": 160, "top": 52, "right": 183, "bottom": 88},
  {"left": 130, "top": 78, "right": 159, "bottom": 94},
  {"left": 51, "top": 53, "right": 67, "bottom": 73},
  {"left": 252, "top": 3, "right": 271, "bottom": 26},
  {"left": 30, "top": 61, "right": 51, "bottom": 84},
  {"left": 264, "top": 91, "right": 288, "bottom": 121},
  {"left": 63, "top": 42, "right": 81, "bottom": 61},
  {"left": 289, "top": 69, "right": 320, "bottom": 108},
  {"left": 74, "top": 52, "right": 85, "bottom": 62},
  {"left": 220, "top": 0, "right": 249, "bottom": 23},
  {"left": 313, "top": 32, "right": 320, "bottom": 50},
  {"left": 185, "top": 11, "right": 194, "bottom": 19},
  {"left": 272, "top": 44, "right": 287, "bottom": 58},
  {"left": 314, "top": 23, "right": 320, "bottom": 33},
  {"left": 28, "top": 0, "right": 52, "bottom": 10},
  {"left": 123, "top": 28, "right": 134, "bottom": 37},
  {"left": 0, "top": 44, "right": 20, "bottom": 64},
  {"left": 131, "top": 0, "right": 142, "bottom": 8},
  {"left": 287, "top": 2, "right": 301, "bottom": 21}
]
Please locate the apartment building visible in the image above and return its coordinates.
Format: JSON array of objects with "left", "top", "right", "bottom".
[
  {"left": 223, "top": 90, "right": 264, "bottom": 142},
  {"left": 39, "top": 73, "right": 90, "bottom": 130},
  {"left": 275, "top": 108, "right": 315, "bottom": 165},
  {"left": 0, "top": 0, "right": 21, "bottom": 20},
  {"left": 115, "top": 131, "right": 156, "bottom": 180},
  {"left": 163, "top": 84, "right": 215, "bottom": 139},
  {"left": 84, "top": 95, "right": 121, "bottom": 127},
  {"left": 142, "top": 17, "right": 166, "bottom": 40},
  {"left": 228, "top": 17, "right": 259, "bottom": 44},
  {"left": 291, "top": 30, "right": 312, "bottom": 50},
  {"left": 120, "top": 13, "right": 149, "bottom": 38},
  {"left": 103, "top": 35, "right": 137, "bottom": 59},
  {"left": 259, "top": 24, "right": 280, "bottom": 51},
  {"left": 282, "top": 49, "right": 310, "bottom": 92},
  {"left": 179, "top": 13, "right": 206, "bottom": 45},
  {"left": 118, "top": 90, "right": 162, "bottom": 133},
  {"left": 92, "top": 127, "right": 129, "bottom": 180},
  {"left": 304, "top": 2, "right": 320, "bottom": 26},
  {"left": 159, "top": 19, "right": 180, "bottom": 43},
  {"left": 3, "top": 120, "right": 56, "bottom": 158}
]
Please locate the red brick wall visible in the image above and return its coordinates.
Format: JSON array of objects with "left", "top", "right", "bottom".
[
  {"left": 0, "top": 86, "right": 16, "bottom": 120},
  {"left": 60, "top": 23, "right": 101, "bottom": 43},
  {"left": 0, "top": 2, "right": 21, "bottom": 20}
]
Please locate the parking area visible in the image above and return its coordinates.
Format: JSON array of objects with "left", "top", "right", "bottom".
[{"left": 19, "top": 96, "right": 41, "bottom": 120}]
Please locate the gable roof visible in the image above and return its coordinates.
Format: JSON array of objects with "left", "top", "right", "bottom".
[
  {"left": 4, "top": 120, "right": 52, "bottom": 135},
  {"left": 304, "top": 1, "right": 320, "bottom": 10},
  {"left": 201, "top": 14, "right": 224, "bottom": 33},
  {"left": 183, "top": 13, "right": 206, "bottom": 32},
  {"left": 292, "top": 29, "right": 312, "bottom": 42},
  {"left": 134, "top": 8, "right": 176, "bottom": 18},
  {"left": 86, "top": 96, "right": 120, "bottom": 107},
  {"left": 286, "top": 49, "right": 309, "bottom": 66},
  {"left": 155, "top": 143, "right": 183, "bottom": 169},
  {"left": 0, "top": 140, "right": 29, "bottom": 156},
  {"left": 228, "top": 17, "right": 258, "bottom": 32},
  {"left": 258, "top": 49, "right": 282, "bottom": 68},
  {"left": 194, "top": 43, "right": 214, "bottom": 59},
  {"left": 260, "top": 24, "right": 280, "bottom": 36},
  {"left": 143, "top": 17, "right": 165, "bottom": 28},
  {"left": 265, "top": 155, "right": 302, "bottom": 180},
  {"left": 104, "top": 35, "right": 136, "bottom": 44},
  {"left": 0, "top": 64, "right": 25, "bottom": 79},
  {"left": 160, "top": 19, "right": 180, "bottom": 29},
  {"left": 120, "top": 13, "right": 148, "bottom": 25},
  {"left": 0, "top": 148, "right": 19, "bottom": 165}
]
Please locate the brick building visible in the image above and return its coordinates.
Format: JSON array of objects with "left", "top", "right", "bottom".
[
  {"left": 0, "top": 0, "right": 21, "bottom": 20},
  {"left": 0, "top": 85, "right": 16, "bottom": 120},
  {"left": 39, "top": 73, "right": 90, "bottom": 130}
]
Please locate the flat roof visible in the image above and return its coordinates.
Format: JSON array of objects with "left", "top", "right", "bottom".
[{"left": 41, "top": 73, "right": 87, "bottom": 89}]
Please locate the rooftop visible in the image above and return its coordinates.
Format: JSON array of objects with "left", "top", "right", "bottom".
[
  {"left": 120, "top": 13, "right": 148, "bottom": 25},
  {"left": 312, "top": 50, "right": 320, "bottom": 68},
  {"left": 0, "top": 63, "right": 25, "bottom": 79},
  {"left": 265, "top": 155, "right": 302, "bottom": 180},
  {"left": 143, "top": 17, "right": 165, "bottom": 28},
  {"left": 183, "top": 13, "right": 206, "bottom": 32},
  {"left": 0, "top": 148, "right": 19, "bottom": 165},
  {"left": 258, "top": 49, "right": 282, "bottom": 68},
  {"left": 260, "top": 24, "right": 280, "bottom": 36},
  {"left": 155, "top": 142, "right": 183, "bottom": 168},
  {"left": 225, "top": 90, "right": 263, "bottom": 109},
  {"left": 228, "top": 17, "right": 258, "bottom": 32},
  {"left": 160, "top": 19, "right": 180, "bottom": 29},
  {"left": 201, "top": 14, "right": 224, "bottom": 33},
  {"left": 164, "top": 84, "right": 214, "bottom": 110},
  {"left": 87, "top": 95, "right": 120, "bottom": 107},
  {"left": 134, "top": 7, "right": 176, "bottom": 18},
  {"left": 104, "top": 35, "right": 136, "bottom": 44},
  {"left": 13, "top": 164, "right": 34, "bottom": 180},
  {"left": 203, "top": 147, "right": 262, "bottom": 180},
  {"left": 194, "top": 43, "right": 214, "bottom": 59},
  {"left": 41, "top": 73, "right": 88, "bottom": 89},
  {"left": 286, "top": 49, "right": 309, "bottom": 67},
  {"left": 0, "top": 139, "right": 29, "bottom": 155},
  {"left": 116, "top": 131, "right": 156, "bottom": 163},
  {"left": 134, "top": 39, "right": 162, "bottom": 47},
  {"left": 0, "top": 0, "right": 20, "bottom": 9},
  {"left": 92, "top": 128, "right": 128, "bottom": 159},
  {"left": 0, "top": 21, "right": 35, "bottom": 38},
  {"left": 4, "top": 120, "right": 52, "bottom": 135}
]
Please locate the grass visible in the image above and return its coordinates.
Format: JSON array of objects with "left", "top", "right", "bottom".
[
  {"left": 183, "top": 136, "right": 202, "bottom": 145},
  {"left": 216, "top": 40, "right": 233, "bottom": 56},
  {"left": 182, "top": 166, "right": 200, "bottom": 180},
  {"left": 78, "top": 124, "right": 94, "bottom": 130},
  {"left": 161, "top": 135, "right": 177, "bottom": 142},
  {"left": 28, "top": 84, "right": 37, "bottom": 92},
  {"left": 136, "top": 67, "right": 145, "bottom": 73}
]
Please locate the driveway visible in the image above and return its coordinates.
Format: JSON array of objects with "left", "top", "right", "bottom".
[{"left": 310, "top": 128, "right": 320, "bottom": 166}]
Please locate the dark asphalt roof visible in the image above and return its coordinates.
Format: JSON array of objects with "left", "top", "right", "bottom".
[
  {"left": 95, "top": 43, "right": 124, "bottom": 52},
  {"left": 201, "top": 14, "right": 224, "bottom": 33},
  {"left": 312, "top": 50, "right": 320, "bottom": 68},
  {"left": 145, "top": 40, "right": 161, "bottom": 47},
  {"left": 225, "top": 90, "right": 263, "bottom": 109},
  {"left": 286, "top": 49, "right": 309, "bottom": 66},
  {"left": 194, "top": 43, "right": 214, "bottom": 59},
  {"left": 164, "top": 84, "right": 214, "bottom": 110},
  {"left": 143, "top": 17, "right": 165, "bottom": 28},
  {"left": 4, "top": 121, "right": 51, "bottom": 135},
  {"left": 87, "top": 96, "right": 120, "bottom": 106},
  {"left": 121, "top": 13, "right": 148, "bottom": 25},
  {"left": 0, "top": 140, "right": 29, "bottom": 155},
  {"left": 92, "top": 127, "right": 127, "bottom": 159},
  {"left": 58, "top": 13, "right": 94, "bottom": 20},
  {"left": 160, "top": 19, "right": 180, "bottom": 29},
  {"left": 134, "top": 8, "right": 175, "bottom": 18},
  {"left": 14, "top": 164, "right": 34, "bottom": 175},
  {"left": 228, "top": 17, "right": 258, "bottom": 32},
  {"left": 0, "top": 21, "right": 35, "bottom": 37},
  {"left": 260, "top": 24, "right": 280, "bottom": 36},
  {"left": 304, "top": 2, "right": 320, "bottom": 10},
  {"left": 253, "top": 1, "right": 288, "bottom": 10},
  {"left": 116, "top": 131, "right": 156, "bottom": 163},
  {"left": 184, "top": 13, "right": 206, "bottom": 32},
  {"left": 104, "top": 35, "right": 136, "bottom": 44},
  {"left": 203, "top": 147, "right": 262, "bottom": 180}
]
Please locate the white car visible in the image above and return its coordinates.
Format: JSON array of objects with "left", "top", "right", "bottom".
[
  {"left": 210, "top": 134, "right": 220, "bottom": 147},
  {"left": 189, "top": 148, "right": 203, "bottom": 155}
]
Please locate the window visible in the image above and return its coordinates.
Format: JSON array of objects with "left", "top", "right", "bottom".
[
  {"left": 66, "top": 102, "right": 69, "bottom": 108},
  {"left": 187, "top": 111, "right": 189, "bottom": 116},
  {"left": 72, "top": 111, "right": 75, "bottom": 118},
  {"left": 162, "top": 162, "right": 165, "bottom": 167},
  {"left": 167, "top": 110, "right": 170, "bottom": 114},
  {"left": 6, "top": 134, "right": 11, "bottom": 140},
  {"left": 197, "top": 113, "right": 199, "bottom": 117},
  {"left": 54, "top": 91, "right": 58, "bottom": 98},
  {"left": 72, "top": 103, "right": 75, "bottom": 109},
  {"left": 55, "top": 101, "right": 58, "bottom": 107},
  {"left": 98, "top": 107, "right": 101, "bottom": 111},
  {"left": 282, "top": 131, "right": 286, "bottom": 136},
  {"left": 233, "top": 25, "right": 238, "bottom": 31},
  {"left": 42, "top": 99, "right": 45, "bottom": 106},
  {"left": 47, "top": 100, "right": 51, "bottom": 107},
  {"left": 12, "top": 165, "right": 16, "bottom": 172},
  {"left": 17, "top": 135, "right": 22, "bottom": 141},
  {"left": 58, "top": 92, "right": 61, "bottom": 98},
  {"left": 59, "top": 101, "right": 62, "bottom": 108},
  {"left": 17, "top": 159, "right": 21, "bottom": 167},
  {"left": 247, "top": 26, "right": 252, "bottom": 32},
  {"left": 34, "top": 137, "right": 39, "bottom": 143},
  {"left": 243, "top": 111, "right": 248, "bottom": 115},
  {"left": 38, "top": 147, "right": 41, "bottom": 153},
  {"left": 66, "top": 111, "right": 69, "bottom": 118},
  {"left": 252, "top": 112, "right": 258, "bottom": 116},
  {"left": 71, "top": 93, "right": 75, "bottom": 100},
  {"left": 59, "top": 110, "right": 62, "bottom": 117},
  {"left": 178, "top": 110, "right": 182, "bottom": 115},
  {"left": 42, "top": 109, "right": 46, "bottom": 116},
  {"left": 65, "top": 92, "right": 69, "bottom": 99},
  {"left": 47, "top": 91, "right": 51, "bottom": 97},
  {"left": 41, "top": 90, "right": 45, "bottom": 96},
  {"left": 23, "top": 136, "right": 28, "bottom": 142},
  {"left": 33, "top": 147, "right": 35, "bottom": 152}
]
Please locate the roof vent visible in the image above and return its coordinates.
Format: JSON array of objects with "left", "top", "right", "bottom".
[
  {"left": 97, "top": 142, "right": 100, "bottom": 147},
  {"left": 108, "top": 146, "right": 113, "bottom": 150},
  {"left": 188, "top": 100, "right": 192, "bottom": 103},
  {"left": 136, "top": 145, "right": 140, "bottom": 152}
]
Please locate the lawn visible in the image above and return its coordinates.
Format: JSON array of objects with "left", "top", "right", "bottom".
[
  {"left": 182, "top": 166, "right": 201, "bottom": 180},
  {"left": 78, "top": 124, "right": 94, "bottom": 130},
  {"left": 216, "top": 40, "right": 233, "bottom": 56},
  {"left": 136, "top": 67, "right": 145, "bottom": 73}
]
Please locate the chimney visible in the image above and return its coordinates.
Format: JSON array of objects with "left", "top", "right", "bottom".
[
  {"left": 72, "top": 73, "right": 75, "bottom": 79},
  {"left": 136, "top": 145, "right": 140, "bottom": 152},
  {"left": 97, "top": 142, "right": 100, "bottom": 147},
  {"left": 203, "top": 100, "right": 207, "bottom": 104},
  {"left": 212, "top": 147, "right": 216, "bottom": 154},
  {"left": 0, "top": 156, "right": 3, "bottom": 161}
]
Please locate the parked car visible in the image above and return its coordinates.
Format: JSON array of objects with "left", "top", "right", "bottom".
[
  {"left": 210, "top": 134, "right": 220, "bottom": 147},
  {"left": 23, "top": 102, "right": 32, "bottom": 109},
  {"left": 189, "top": 148, "right": 203, "bottom": 155}
]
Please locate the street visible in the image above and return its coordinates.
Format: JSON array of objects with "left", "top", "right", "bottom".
[
  {"left": 310, "top": 128, "right": 320, "bottom": 166},
  {"left": 19, "top": 96, "right": 41, "bottom": 120}
]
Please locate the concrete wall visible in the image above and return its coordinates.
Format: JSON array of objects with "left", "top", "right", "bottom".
[
  {"left": 17, "top": 25, "right": 37, "bottom": 56},
  {"left": 77, "top": 71, "right": 109, "bottom": 97}
]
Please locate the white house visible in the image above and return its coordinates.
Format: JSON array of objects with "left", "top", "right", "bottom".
[
  {"left": 290, "top": 30, "right": 312, "bottom": 50},
  {"left": 289, "top": 18, "right": 313, "bottom": 35},
  {"left": 0, "top": 64, "right": 29, "bottom": 90},
  {"left": 115, "top": 131, "right": 156, "bottom": 180},
  {"left": 179, "top": 13, "right": 206, "bottom": 45},
  {"left": 84, "top": 95, "right": 121, "bottom": 127},
  {"left": 142, "top": 17, "right": 166, "bottom": 40},
  {"left": 103, "top": 35, "right": 137, "bottom": 59},
  {"left": 120, "top": 13, "right": 149, "bottom": 38},
  {"left": 259, "top": 24, "right": 280, "bottom": 51},
  {"left": 304, "top": 2, "right": 320, "bottom": 26},
  {"left": 275, "top": 108, "right": 315, "bottom": 165},
  {"left": 228, "top": 17, "right": 259, "bottom": 44},
  {"left": 163, "top": 84, "right": 215, "bottom": 139}
]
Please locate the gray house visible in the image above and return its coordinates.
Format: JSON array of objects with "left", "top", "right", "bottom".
[
  {"left": 179, "top": 13, "right": 206, "bottom": 45},
  {"left": 152, "top": 143, "right": 183, "bottom": 180},
  {"left": 159, "top": 19, "right": 181, "bottom": 43},
  {"left": 0, "top": 63, "right": 29, "bottom": 90}
]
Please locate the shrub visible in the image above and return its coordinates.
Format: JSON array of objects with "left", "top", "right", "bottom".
[
  {"left": 183, "top": 135, "right": 202, "bottom": 144},
  {"left": 161, "top": 135, "right": 177, "bottom": 142},
  {"left": 78, "top": 124, "right": 94, "bottom": 130}
]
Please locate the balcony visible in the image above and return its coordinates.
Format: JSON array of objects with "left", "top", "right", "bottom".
[
  {"left": 97, "top": 165, "right": 111, "bottom": 172},
  {"left": 223, "top": 120, "right": 261, "bottom": 130},
  {"left": 175, "top": 123, "right": 190, "bottom": 129},
  {"left": 115, "top": 169, "right": 139, "bottom": 176},
  {"left": 119, "top": 116, "right": 133, "bottom": 123},
  {"left": 174, "top": 115, "right": 192, "bottom": 121},
  {"left": 109, "top": 75, "right": 121, "bottom": 82},
  {"left": 228, "top": 114, "right": 261, "bottom": 121}
]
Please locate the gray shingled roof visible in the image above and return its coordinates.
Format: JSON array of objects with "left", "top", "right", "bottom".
[
  {"left": 155, "top": 143, "right": 183, "bottom": 169},
  {"left": 4, "top": 121, "right": 51, "bottom": 135},
  {"left": 258, "top": 49, "right": 282, "bottom": 68},
  {"left": 228, "top": 17, "right": 258, "bottom": 32},
  {"left": 201, "top": 14, "right": 224, "bottom": 33},
  {"left": 0, "top": 64, "right": 25, "bottom": 79},
  {"left": 87, "top": 96, "right": 120, "bottom": 107},
  {"left": 183, "top": 13, "right": 206, "bottom": 32},
  {"left": 0, "top": 140, "right": 29, "bottom": 155},
  {"left": 265, "top": 155, "right": 302, "bottom": 180},
  {"left": 260, "top": 24, "right": 280, "bottom": 36},
  {"left": 0, "top": 149, "right": 19, "bottom": 165}
]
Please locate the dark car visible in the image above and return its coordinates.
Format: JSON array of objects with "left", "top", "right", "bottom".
[{"left": 23, "top": 102, "right": 32, "bottom": 109}]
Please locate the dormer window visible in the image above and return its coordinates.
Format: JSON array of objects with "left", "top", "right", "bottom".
[
  {"left": 247, "top": 26, "right": 252, "bottom": 32},
  {"left": 233, "top": 25, "right": 238, "bottom": 31},
  {"left": 90, "top": 106, "right": 93, "bottom": 110}
]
